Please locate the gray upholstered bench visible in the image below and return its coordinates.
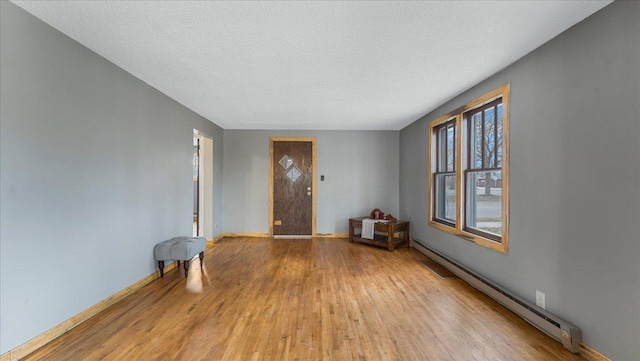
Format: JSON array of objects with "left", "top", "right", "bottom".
[{"left": 153, "top": 236, "right": 206, "bottom": 277}]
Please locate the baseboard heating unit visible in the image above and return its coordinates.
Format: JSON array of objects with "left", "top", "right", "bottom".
[{"left": 412, "top": 239, "right": 582, "bottom": 353}]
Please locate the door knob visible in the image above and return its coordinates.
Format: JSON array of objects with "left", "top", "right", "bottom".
[
  {"left": 307, "top": 191, "right": 312, "bottom": 196},
  {"left": 307, "top": 187, "right": 311, "bottom": 191}
]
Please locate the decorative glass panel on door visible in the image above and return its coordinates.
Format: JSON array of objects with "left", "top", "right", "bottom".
[
  {"left": 286, "top": 167, "right": 301, "bottom": 183},
  {"left": 278, "top": 155, "right": 293, "bottom": 170}
]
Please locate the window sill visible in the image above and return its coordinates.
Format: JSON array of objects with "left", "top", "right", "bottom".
[{"left": 428, "top": 220, "right": 508, "bottom": 254}]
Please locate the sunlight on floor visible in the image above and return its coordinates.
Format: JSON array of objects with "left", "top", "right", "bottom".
[{"left": 185, "top": 254, "right": 210, "bottom": 294}]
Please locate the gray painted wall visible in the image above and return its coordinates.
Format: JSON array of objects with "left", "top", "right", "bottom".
[
  {"left": 224, "top": 130, "right": 399, "bottom": 234},
  {"left": 400, "top": 2, "right": 639, "bottom": 360},
  {"left": 0, "top": 2, "right": 224, "bottom": 353},
  {"left": 3, "top": 0, "right": 637, "bottom": 359}
]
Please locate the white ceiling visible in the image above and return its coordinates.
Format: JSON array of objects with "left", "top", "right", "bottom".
[{"left": 11, "top": 1, "right": 611, "bottom": 130}]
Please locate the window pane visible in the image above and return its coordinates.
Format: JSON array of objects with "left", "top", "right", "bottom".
[
  {"left": 467, "top": 170, "right": 502, "bottom": 238},
  {"left": 435, "top": 174, "right": 456, "bottom": 224},
  {"left": 438, "top": 127, "right": 447, "bottom": 171},
  {"left": 471, "top": 113, "right": 482, "bottom": 169},
  {"left": 484, "top": 107, "right": 495, "bottom": 168},
  {"left": 447, "top": 125, "right": 455, "bottom": 171},
  {"left": 497, "top": 104, "right": 503, "bottom": 168}
]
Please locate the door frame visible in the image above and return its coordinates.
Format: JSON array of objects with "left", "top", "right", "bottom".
[
  {"left": 194, "top": 129, "right": 214, "bottom": 240},
  {"left": 269, "top": 136, "right": 317, "bottom": 237}
]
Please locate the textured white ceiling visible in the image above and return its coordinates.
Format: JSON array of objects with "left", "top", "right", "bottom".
[{"left": 11, "top": 1, "right": 611, "bottom": 130}]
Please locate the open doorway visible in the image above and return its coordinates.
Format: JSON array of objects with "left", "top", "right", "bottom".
[{"left": 193, "top": 130, "right": 213, "bottom": 240}]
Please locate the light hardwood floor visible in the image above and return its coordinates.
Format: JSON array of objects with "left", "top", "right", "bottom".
[{"left": 24, "top": 237, "right": 585, "bottom": 360}]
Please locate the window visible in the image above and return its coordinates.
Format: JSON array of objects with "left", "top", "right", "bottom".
[
  {"left": 428, "top": 84, "right": 510, "bottom": 253},
  {"left": 433, "top": 119, "right": 457, "bottom": 226}
]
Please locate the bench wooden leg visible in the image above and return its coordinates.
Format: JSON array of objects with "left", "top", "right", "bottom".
[
  {"left": 199, "top": 252, "right": 204, "bottom": 267},
  {"left": 158, "top": 261, "right": 165, "bottom": 278},
  {"left": 183, "top": 259, "right": 190, "bottom": 277}
]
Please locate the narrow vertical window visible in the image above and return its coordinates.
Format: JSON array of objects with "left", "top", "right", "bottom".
[
  {"left": 465, "top": 100, "right": 503, "bottom": 241},
  {"left": 433, "top": 119, "right": 456, "bottom": 226}
]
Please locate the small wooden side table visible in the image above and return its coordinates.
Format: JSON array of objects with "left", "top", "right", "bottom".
[{"left": 348, "top": 217, "right": 410, "bottom": 251}]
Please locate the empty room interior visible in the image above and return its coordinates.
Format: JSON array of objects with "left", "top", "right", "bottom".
[{"left": 1, "top": 1, "right": 638, "bottom": 360}]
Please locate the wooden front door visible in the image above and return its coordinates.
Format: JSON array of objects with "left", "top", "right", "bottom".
[{"left": 271, "top": 138, "right": 315, "bottom": 236}]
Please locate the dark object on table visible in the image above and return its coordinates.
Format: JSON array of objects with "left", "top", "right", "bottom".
[{"left": 370, "top": 208, "right": 384, "bottom": 219}]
